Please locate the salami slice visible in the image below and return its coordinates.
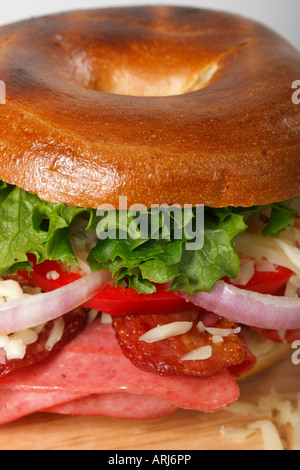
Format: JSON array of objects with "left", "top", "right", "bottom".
[
  {"left": 0, "top": 390, "right": 177, "bottom": 424},
  {"left": 0, "top": 389, "right": 88, "bottom": 425},
  {"left": 0, "top": 320, "right": 240, "bottom": 415},
  {"left": 45, "top": 393, "right": 178, "bottom": 419}
]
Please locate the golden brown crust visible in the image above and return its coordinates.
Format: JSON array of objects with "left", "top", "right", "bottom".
[{"left": 0, "top": 6, "right": 300, "bottom": 209}]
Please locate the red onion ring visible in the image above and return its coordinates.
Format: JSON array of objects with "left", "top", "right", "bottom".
[
  {"left": 0, "top": 270, "right": 111, "bottom": 334},
  {"left": 176, "top": 281, "right": 300, "bottom": 330}
]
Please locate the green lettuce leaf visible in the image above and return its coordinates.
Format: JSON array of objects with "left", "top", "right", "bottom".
[
  {"left": 0, "top": 183, "right": 93, "bottom": 276},
  {"left": 88, "top": 203, "right": 295, "bottom": 294}
]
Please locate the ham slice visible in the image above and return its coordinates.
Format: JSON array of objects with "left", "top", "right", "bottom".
[{"left": 0, "top": 319, "right": 240, "bottom": 423}]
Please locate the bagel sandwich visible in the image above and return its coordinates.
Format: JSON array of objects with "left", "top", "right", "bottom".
[{"left": 0, "top": 5, "right": 299, "bottom": 422}]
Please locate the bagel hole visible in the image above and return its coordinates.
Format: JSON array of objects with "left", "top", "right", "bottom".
[{"left": 88, "top": 61, "right": 219, "bottom": 97}]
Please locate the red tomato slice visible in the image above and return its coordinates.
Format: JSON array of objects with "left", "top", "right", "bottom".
[
  {"left": 19, "top": 255, "right": 197, "bottom": 316},
  {"left": 19, "top": 256, "right": 294, "bottom": 317},
  {"left": 83, "top": 283, "right": 198, "bottom": 316},
  {"left": 226, "top": 265, "right": 293, "bottom": 295},
  {"left": 20, "top": 257, "right": 82, "bottom": 290}
]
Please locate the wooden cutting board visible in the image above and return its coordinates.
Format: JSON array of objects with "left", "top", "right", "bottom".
[{"left": 0, "top": 352, "right": 298, "bottom": 450}]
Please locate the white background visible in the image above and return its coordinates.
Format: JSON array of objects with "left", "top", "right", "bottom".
[{"left": 0, "top": 0, "right": 299, "bottom": 50}]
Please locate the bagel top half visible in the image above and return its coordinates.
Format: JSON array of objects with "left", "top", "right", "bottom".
[{"left": 0, "top": 5, "right": 299, "bottom": 209}]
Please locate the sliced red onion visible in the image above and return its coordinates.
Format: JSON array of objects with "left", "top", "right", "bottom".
[
  {"left": 176, "top": 281, "right": 300, "bottom": 330},
  {"left": 0, "top": 270, "right": 111, "bottom": 334}
]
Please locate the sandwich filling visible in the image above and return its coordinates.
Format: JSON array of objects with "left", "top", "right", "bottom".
[{"left": 0, "top": 181, "right": 299, "bottom": 388}]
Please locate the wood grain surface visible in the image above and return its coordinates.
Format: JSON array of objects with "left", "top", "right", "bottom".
[{"left": 0, "top": 352, "right": 298, "bottom": 450}]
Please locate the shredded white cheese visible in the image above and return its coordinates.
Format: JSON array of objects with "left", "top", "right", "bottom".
[
  {"left": 45, "top": 317, "right": 65, "bottom": 351},
  {"left": 230, "top": 260, "right": 255, "bottom": 286},
  {"left": 276, "top": 237, "right": 300, "bottom": 271},
  {"left": 181, "top": 345, "right": 212, "bottom": 361},
  {"left": 10, "top": 329, "right": 38, "bottom": 346},
  {"left": 220, "top": 426, "right": 256, "bottom": 440},
  {"left": 46, "top": 271, "right": 60, "bottom": 281},
  {"left": 197, "top": 321, "right": 241, "bottom": 338},
  {"left": 0, "top": 277, "right": 52, "bottom": 361},
  {"left": 196, "top": 322, "right": 206, "bottom": 333},
  {"left": 139, "top": 321, "right": 193, "bottom": 343},
  {"left": 212, "top": 335, "right": 224, "bottom": 344},
  {"left": 5, "top": 339, "right": 26, "bottom": 361},
  {"left": 0, "top": 279, "right": 24, "bottom": 303},
  {"left": 67, "top": 214, "right": 98, "bottom": 275},
  {"left": 248, "top": 420, "right": 284, "bottom": 451},
  {"left": 234, "top": 225, "right": 300, "bottom": 295},
  {"left": 100, "top": 312, "right": 112, "bottom": 324},
  {"left": 87, "top": 309, "right": 99, "bottom": 324},
  {"left": 34, "top": 323, "right": 46, "bottom": 335},
  {"left": 0, "top": 327, "right": 40, "bottom": 361},
  {"left": 255, "top": 259, "right": 278, "bottom": 273},
  {"left": 221, "top": 389, "right": 300, "bottom": 450},
  {"left": 221, "top": 421, "right": 284, "bottom": 450},
  {"left": 278, "top": 330, "right": 287, "bottom": 342}
]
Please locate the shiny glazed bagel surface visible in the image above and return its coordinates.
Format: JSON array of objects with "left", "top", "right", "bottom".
[{"left": 0, "top": 6, "right": 299, "bottom": 208}]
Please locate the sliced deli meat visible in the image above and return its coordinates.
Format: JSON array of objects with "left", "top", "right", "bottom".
[
  {"left": 0, "top": 389, "right": 88, "bottom": 425},
  {"left": 45, "top": 393, "right": 178, "bottom": 420},
  {"left": 112, "top": 311, "right": 248, "bottom": 376},
  {"left": 0, "top": 390, "right": 178, "bottom": 424},
  {"left": 0, "top": 320, "right": 240, "bottom": 419}
]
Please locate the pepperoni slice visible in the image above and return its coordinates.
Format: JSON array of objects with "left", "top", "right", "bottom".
[
  {"left": 0, "top": 307, "right": 87, "bottom": 377},
  {"left": 112, "top": 310, "right": 247, "bottom": 377}
]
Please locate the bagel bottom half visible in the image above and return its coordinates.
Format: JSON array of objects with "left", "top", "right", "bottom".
[{"left": 237, "top": 328, "right": 292, "bottom": 382}]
